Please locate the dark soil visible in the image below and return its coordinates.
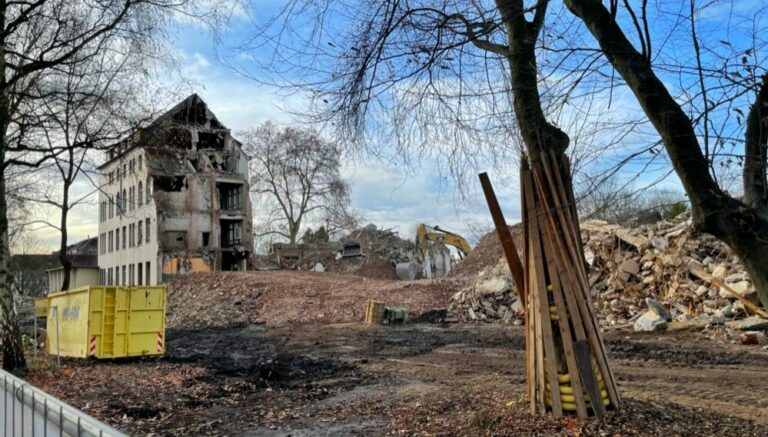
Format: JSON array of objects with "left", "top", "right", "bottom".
[{"left": 26, "top": 323, "right": 768, "bottom": 436}]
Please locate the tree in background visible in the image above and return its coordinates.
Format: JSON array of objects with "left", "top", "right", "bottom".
[
  {"left": 242, "top": 122, "right": 357, "bottom": 244},
  {"left": 578, "top": 175, "right": 690, "bottom": 226},
  {"left": 31, "top": 31, "right": 163, "bottom": 292},
  {"left": 247, "top": 1, "right": 768, "bottom": 309},
  {"left": 302, "top": 226, "right": 330, "bottom": 244},
  {"left": 0, "top": 0, "right": 222, "bottom": 371}
]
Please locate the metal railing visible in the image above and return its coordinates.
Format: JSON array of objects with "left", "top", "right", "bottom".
[{"left": 1, "top": 369, "right": 126, "bottom": 437}]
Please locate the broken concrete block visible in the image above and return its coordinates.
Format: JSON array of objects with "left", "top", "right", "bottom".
[
  {"left": 634, "top": 310, "right": 668, "bottom": 332},
  {"left": 651, "top": 235, "right": 668, "bottom": 251},
  {"left": 726, "top": 316, "right": 768, "bottom": 331},
  {"left": 719, "top": 281, "right": 753, "bottom": 299},
  {"left": 620, "top": 259, "right": 640, "bottom": 276},
  {"left": 646, "top": 298, "right": 672, "bottom": 321},
  {"left": 711, "top": 264, "right": 728, "bottom": 278}
]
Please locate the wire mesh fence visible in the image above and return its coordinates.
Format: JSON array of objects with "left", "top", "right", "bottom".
[{"left": 0, "top": 368, "right": 125, "bottom": 437}]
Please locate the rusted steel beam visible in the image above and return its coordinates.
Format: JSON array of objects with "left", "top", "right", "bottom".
[{"left": 478, "top": 172, "right": 526, "bottom": 305}]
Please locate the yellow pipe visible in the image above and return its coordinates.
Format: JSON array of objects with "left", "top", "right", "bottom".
[{"left": 546, "top": 381, "right": 606, "bottom": 395}]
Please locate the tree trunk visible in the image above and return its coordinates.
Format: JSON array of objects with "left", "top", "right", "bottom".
[
  {"left": 743, "top": 73, "right": 768, "bottom": 216},
  {"left": 496, "top": 0, "right": 569, "bottom": 162},
  {"left": 59, "top": 196, "right": 71, "bottom": 291},
  {"left": 288, "top": 217, "right": 302, "bottom": 244},
  {"left": 0, "top": 0, "right": 28, "bottom": 372},
  {"left": 564, "top": 0, "right": 768, "bottom": 308}
]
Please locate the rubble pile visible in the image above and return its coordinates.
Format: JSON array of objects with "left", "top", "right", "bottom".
[
  {"left": 450, "top": 224, "right": 521, "bottom": 278},
  {"left": 448, "top": 213, "right": 767, "bottom": 329},
  {"left": 448, "top": 258, "right": 523, "bottom": 323},
  {"left": 342, "top": 224, "right": 415, "bottom": 264},
  {"left": 447, "top": 224, "right": 523, "bottom": 323},
  {"left": 582, "top": 213, "right": 761, "bottom": 328},
  {"left": 167, "top": 270, "right": 461, "bottom": 328},
  {"left": 263, "top": 224, "right": 415, "bottom": 280}
]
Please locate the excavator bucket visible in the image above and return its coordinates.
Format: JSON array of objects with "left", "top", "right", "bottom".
[{"left": 340, "top": 242, "right": 363, "bottom": 258}]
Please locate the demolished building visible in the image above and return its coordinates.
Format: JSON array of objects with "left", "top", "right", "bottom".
[{"left": 97, "top": 94, "right": 253, "bottom": 285}]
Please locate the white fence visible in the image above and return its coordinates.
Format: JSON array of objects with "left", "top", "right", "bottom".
[{"left": 0, "top": 369, "right": 126, "bottom": 437}]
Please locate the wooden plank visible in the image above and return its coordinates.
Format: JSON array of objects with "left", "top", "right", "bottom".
[
  {"left": 530, "top": 243, "right": 546, "bottom": 413},
  {"left": 537, "top": 157, "right": 589, "bottom": 287},
  {"left": 525, "top": 171, "right": 547, "bottom": 414},
  {"left": 555, "top": 191, "right": 622, "bottom": 408},
  {"left": 574, "top": 340, "right": 606, "bottom": 420},
  {"left": 541, "top": 224, "right": 588, "bottom": 418},
  {"left": 521, "top": 163, "right": 535, "bottom": 413},
  {"left": 689, "top": 264, "right": 768, "bottom": 318},
  {"left": 479, "top": 172, "right": 526, "bottom": 302},
  {"left": 531, "top": 160, "right": 621, "bottom": 408},
  {"left": 526, "top": 183, "right": 563, "bottom": 417}
]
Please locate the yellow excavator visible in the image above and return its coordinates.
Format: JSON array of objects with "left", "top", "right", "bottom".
[
  {"left": 396, "top": 224, "right": 471, "bottom": 280},
  {"left": 414, "top": 224, "right": 470, "bottom": 262}
]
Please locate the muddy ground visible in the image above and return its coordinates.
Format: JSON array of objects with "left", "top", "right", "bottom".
[{"left": 28, "top": 321, "right": 768, "bottom": 436}]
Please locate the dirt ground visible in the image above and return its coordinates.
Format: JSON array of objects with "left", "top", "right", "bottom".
[
  {"left": 27, "top": 321, "right": 768, "bottom": 435},
  {"left": 166, "top": 271, "right": 464, "bottom": 328}
]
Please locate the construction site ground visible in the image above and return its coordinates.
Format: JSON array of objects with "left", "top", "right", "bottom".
[{"left": 27, "top": 271, "right": 768, "bottom": 436}]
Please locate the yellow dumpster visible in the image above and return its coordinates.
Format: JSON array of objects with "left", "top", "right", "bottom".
[{"left": 46, "top": 285, "right": 166, "bottom": 359}]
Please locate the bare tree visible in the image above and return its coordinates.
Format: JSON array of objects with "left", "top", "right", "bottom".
[
  {"left": 31, "top": 32, "right": 165, "bottom": 292},
  {"left": 560, "top": 0, "right": 768, "bottom": 307},
  {"left": 0, "top": 0, "right": 222, "bottom": 371},
  {"left": 241, "top": 122, "right": 355, "bottom": 244},
  {"left": 245, "top": 1, "right": 768, "bottom": 308}
]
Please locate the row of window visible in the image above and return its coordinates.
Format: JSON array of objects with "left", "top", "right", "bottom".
[
  {"left": 99, "top": 219, "right": 151, "bottom": 254},
  {"left": 107, "top": 155, "right": 143, "bottom": 185},
  {"left": 99, "top": 180, "right": 152, "bottom": 222},
  {"left": 100, "top": 261, "right": 151, "bottom": 286}
]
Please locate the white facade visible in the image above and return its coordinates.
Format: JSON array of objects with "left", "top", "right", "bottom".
[{"left": 97, "top": 147, "right": 161, "bottom": 285}]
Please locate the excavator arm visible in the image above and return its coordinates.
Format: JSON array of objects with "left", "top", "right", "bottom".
[{"left": 415, "top": 224, "right": 471, "bottom": 262}]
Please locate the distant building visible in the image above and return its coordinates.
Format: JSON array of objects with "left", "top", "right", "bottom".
[
  {"left": 47, "top": 259, "right": 99, "bottom": 294},
  {"left": 65, "top": 236, "right": 98, "bottom": 256},
  {"left": 97, "top": 94, "right": 252, "bottom": 285},
  {"left": 12, "top": 237, "right": 100, "bottom": 296}
]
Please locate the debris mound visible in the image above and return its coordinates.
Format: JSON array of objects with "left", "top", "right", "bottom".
[
  {"left": 264, "top": 224, "right": 414, "bottom": 280},
  {"left": 448, "top": 258, "right": 523, "bottom": 323},
  {"left": 448, "top": 213, "right": 765, "bottom": 328},
  {"left": 450, "top": 224, "right": 521, "bottom": 277},
  {"left": 167, "top": 271, "right": 463, "bottom": 328},
  {"left": 582, "top": 212, "right": 760, "bottom": 328},
  {"left": 447, "top": 224, "right": 523, "bottom": 323}
]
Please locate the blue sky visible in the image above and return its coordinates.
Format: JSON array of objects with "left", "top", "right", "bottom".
[{"left": 25, "top": 0, "right": 767, "bottom": 252}]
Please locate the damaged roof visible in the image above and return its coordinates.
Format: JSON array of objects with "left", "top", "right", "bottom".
[
  {"left": 99, "top": 94, "right": 235, "bottom": 170},
  {"left": 150, "top": 93, "right": 225, "bottom": 130}
]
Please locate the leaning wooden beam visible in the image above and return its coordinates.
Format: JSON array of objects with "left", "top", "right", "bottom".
[
  {"left": 515, "top": 155, "right": 622, "bottom": 418},
  {"left": 479, "top": 172, "right": 526, "bottom": 302},
  {"left": 689, "top": 264, "right": 768, "bottom": 318}
]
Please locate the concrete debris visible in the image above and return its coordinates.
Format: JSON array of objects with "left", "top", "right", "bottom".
[
  {"left": 645, "top": 298, "right": 672, "bottom": 322},
  {"left": 581, "top": 212, "right": 763, "bottom": 328},
  {"left": 725, "top": 316, "right": 768, "bottom": 331},
  {"left": 634, "top": 310, "right": 668, "bottom": 332},
  {"left": 449, "top": 212, "right": 767, "bottom": 330},
  {"left": 264, "top": 224, "right": 416, "bottom": 280},
  {"left": 448, "top": 258, "right": 523, "bottom": 324}
]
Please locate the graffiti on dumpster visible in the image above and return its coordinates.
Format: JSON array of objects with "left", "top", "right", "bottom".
[{"left": 61, "top": 305, "right": 80, "bottom": 321}]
